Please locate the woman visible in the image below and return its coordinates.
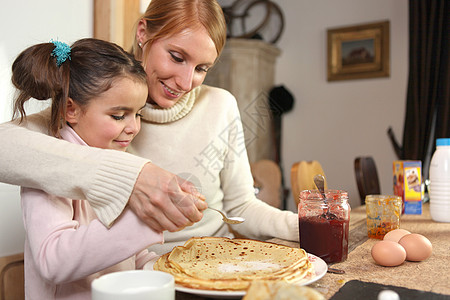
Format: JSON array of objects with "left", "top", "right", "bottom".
[{"left": 1, "top": 0, "right": 298, "bottom": 253}]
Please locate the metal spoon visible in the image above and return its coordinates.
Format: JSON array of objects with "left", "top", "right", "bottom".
[
  {"left": 327, "top": 267, "right": 345, "bottom": 274},
  {"left": 313, "top": 174, "right": 327, "bottom": 199},
  {"left": 208, "top": 207, "right": 245, "bottom": 224},
  {"left": 313, "top": 174, "right": 332, "bottom": 217}
]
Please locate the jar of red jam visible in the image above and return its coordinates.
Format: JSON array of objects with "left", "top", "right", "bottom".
[{"left": 298, "top": 190, "right": 350, "bottom": 264}]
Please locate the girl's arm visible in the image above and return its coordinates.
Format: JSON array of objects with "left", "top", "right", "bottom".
[{"left": 22, "top": 187, "right": 163, "bottom": 283}]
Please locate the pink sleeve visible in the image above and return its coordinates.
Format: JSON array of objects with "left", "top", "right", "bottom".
[
  {"left": 21, "top": 187, "right": 163, "bottom": 284},
  {"left": 135, "top": 250, "right": 159, "bottom": 270}
]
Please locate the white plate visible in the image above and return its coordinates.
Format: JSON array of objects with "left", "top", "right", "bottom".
[{"left": 145, "top": 253, "right": 327, "bottom": 299}]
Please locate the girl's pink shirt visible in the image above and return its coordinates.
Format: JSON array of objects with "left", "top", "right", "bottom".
[{"left": 21, "top": 125, "right": 163, "bottom": 300}]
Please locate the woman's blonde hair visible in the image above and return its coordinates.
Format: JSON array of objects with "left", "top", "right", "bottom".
[{"left": 133, "top": 0, "right": 226, "bottom": 61}]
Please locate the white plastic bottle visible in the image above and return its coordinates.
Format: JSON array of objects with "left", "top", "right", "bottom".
[{"left": 429, "top": 138, "right": 450, "bottom": 222}]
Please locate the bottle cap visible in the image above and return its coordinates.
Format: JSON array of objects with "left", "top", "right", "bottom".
[{"left": 436, "top": 138, "right": 450, "bottom": 146}]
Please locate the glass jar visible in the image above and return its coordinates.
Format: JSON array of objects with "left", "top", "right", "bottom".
[
  {"left": 365, "top": 195, "right": 402, "bottom": 239},
  {"left": 298, "top": 190, "right": 350, "bottom": 264}
]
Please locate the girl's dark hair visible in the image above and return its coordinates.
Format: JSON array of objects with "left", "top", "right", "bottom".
[{"left": 11, "top": 38, "right": 147, "bottom": 136}]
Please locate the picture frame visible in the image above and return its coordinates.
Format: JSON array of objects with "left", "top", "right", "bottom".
[{"left": 327, "top": 20, "right": 390, "bottom": 81}]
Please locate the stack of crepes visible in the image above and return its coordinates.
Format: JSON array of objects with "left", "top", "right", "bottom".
[{"left": 154, "top": 237, "right": 315, "bottom": 291}]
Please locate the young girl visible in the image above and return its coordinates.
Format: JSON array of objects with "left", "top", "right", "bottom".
[{"left": 11, "top": 38, "right": 163, "bottom": 300}]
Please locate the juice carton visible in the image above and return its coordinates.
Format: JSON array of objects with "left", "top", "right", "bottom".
[{"left": 393, "top": 160, "right": 422, "bottom": 214}]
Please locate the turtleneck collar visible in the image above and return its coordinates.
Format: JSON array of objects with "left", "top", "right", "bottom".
[
  {"left": 141, "top": 86, "right": 200, "bottom": 123},
  {"left": 59, "top": 125, "right": 88, "bottom": 146}
]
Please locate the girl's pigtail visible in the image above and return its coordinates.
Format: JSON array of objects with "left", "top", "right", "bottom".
[{"left": 11, "top": 41, "right": 71, "bottom": 136}]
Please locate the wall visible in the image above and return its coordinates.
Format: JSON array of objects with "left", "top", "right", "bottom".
[
  {"left": 274, "top": 0, "right": 409, "bottom": 211},
  {"left": 0, "top": 0, "right": 93, "bottom": 256}
]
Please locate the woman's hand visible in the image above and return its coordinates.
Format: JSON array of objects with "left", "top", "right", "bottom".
[{"left": 128, "top": 163, "right": 207, "bottom": 232}]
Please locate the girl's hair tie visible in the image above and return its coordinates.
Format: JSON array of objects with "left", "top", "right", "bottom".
[{"left": 50, "top": 39, "right": 71, "bottom": 67}]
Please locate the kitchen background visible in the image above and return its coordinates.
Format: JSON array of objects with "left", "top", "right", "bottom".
[{"left": 0, "top": 0, "right": 408, "bottom": 256}]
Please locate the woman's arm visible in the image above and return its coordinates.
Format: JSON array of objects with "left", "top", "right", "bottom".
[
  {"left": 0, "top": 110, "right": 206, "bottom": 229},
  {"left": 219, "top": 96, "right": 298, "bottom": 241},
  {"left": 0, "top": 115, "right": 147, "bottom": 226}
]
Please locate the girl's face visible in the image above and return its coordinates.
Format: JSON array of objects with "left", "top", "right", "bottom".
[
  {"left": 67, "top": 77, "right": 148, "bottom": 151},
  {"left": 141, "top": 26, "right": 218, "bottom": 108}
]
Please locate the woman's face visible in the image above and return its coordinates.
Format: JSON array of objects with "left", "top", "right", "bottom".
[
  {"left": 142, "top": 26, "right": 218, "bottom": 108},
  {"left": 67, "top": 77, "right": 148, "bottom": 151}
]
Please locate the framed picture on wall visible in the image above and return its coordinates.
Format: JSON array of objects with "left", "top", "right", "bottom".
[{"left": 327, "top": 20, "right": 390, "bottom": 81}]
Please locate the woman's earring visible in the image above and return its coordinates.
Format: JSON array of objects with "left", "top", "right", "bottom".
[{"left": 138, "top": 42, "right": 143, "bottom": 48}]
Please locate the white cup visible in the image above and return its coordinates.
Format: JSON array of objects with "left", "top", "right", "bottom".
[{"left": 92, "top": 270, "right": 175, "bottom": 300}]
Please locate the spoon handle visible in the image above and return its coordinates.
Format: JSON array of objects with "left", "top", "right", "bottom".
[
  {"left": 208, "top": 207, "right": 225, "bottom": 217},
  {"left": 313, "top": 174, "right": 331, "bottom": 215},
  {"left": 313, "top": 174, "right": 326, "bottom": 199}
]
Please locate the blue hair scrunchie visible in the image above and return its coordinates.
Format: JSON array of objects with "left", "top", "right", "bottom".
[{"left": 50, "top": 39, "right": 71, "bottom": 67}]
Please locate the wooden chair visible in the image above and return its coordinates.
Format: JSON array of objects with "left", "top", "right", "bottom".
[
  {"left": 0, "top": 252, "right": 24, "bottom": 300},
  {"left": 290, "top": 161, "right": 327, "bottom": 206},
  {"left": 250, "top": 159, "right": 282, "bottom": 208},
  {"left": 354, "top": 156, "right": 381, "bottom": 205}
]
